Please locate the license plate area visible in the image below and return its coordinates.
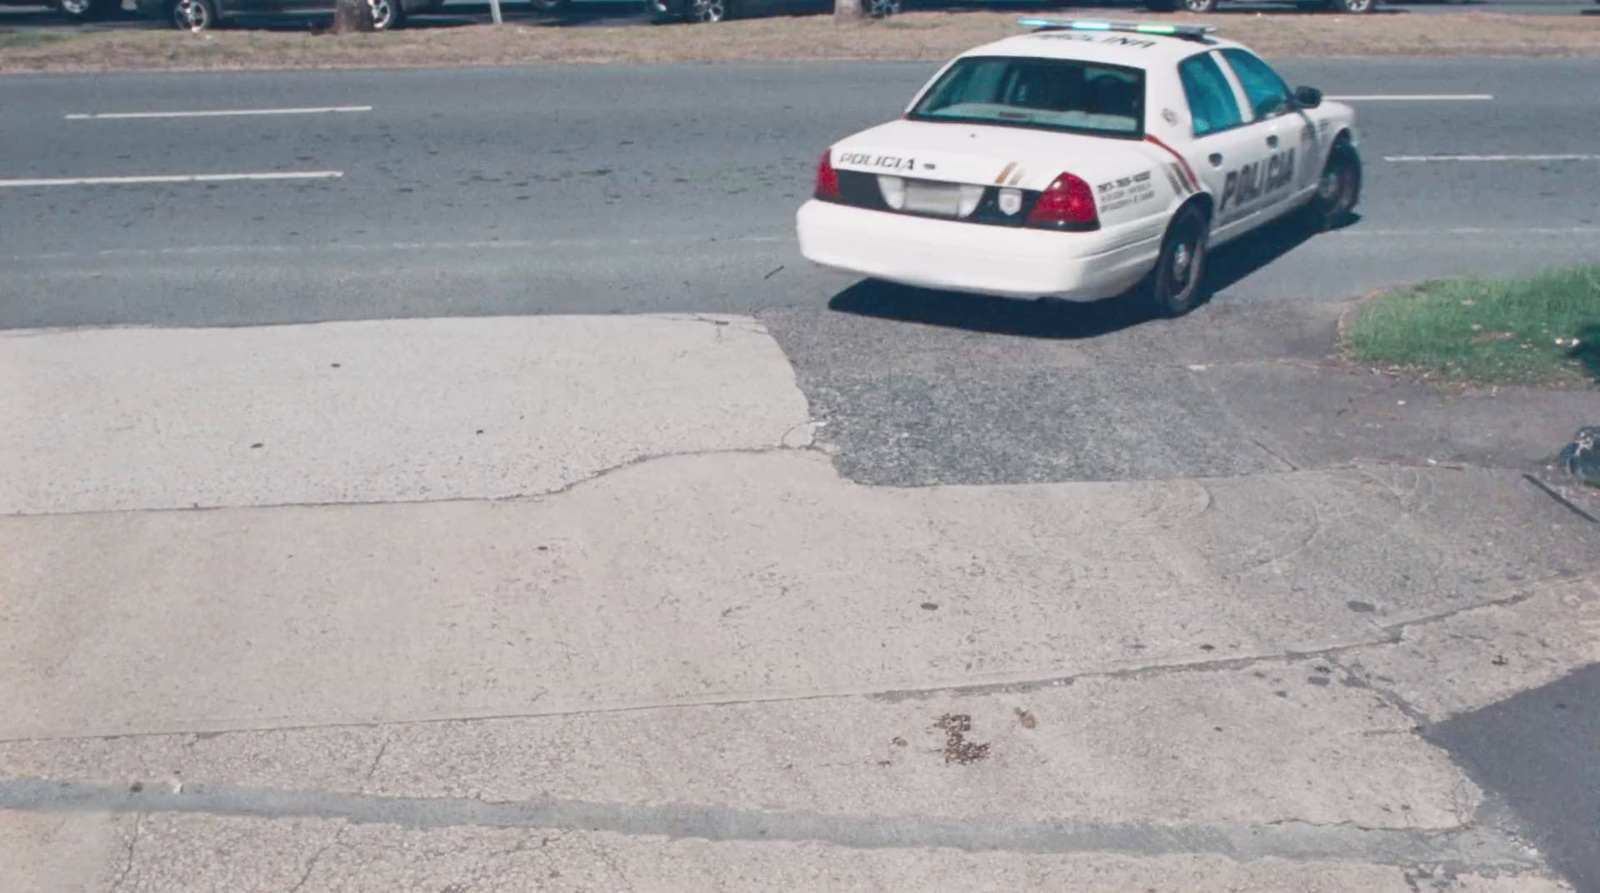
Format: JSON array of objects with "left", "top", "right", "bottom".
[
  {"left": 903, "top": 180, "right": 963, "bottom": 216},
  {"left": 877, "top": 175, "right": 986, "bottom": 219}
]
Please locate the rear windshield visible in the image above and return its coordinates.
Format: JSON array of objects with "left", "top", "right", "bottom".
[{"left": 907, "top": 55, "right": 1145, "bottom": 138}]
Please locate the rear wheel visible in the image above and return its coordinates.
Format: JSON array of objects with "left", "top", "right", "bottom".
[
  {"left": 686, "top": 0, "right": 726, "bottom": 21},
  {"left": 170, "top": 0, "right": 214, "bottom": 30},
  {"left": 58, "top": 0, "right": 113, "bottom": 20},
  {"left": 1141, "top": 205, "right": 1209, "bottom": 319},
  {"left": 369, "top": 0, "right": 403, "bottom": 29}
]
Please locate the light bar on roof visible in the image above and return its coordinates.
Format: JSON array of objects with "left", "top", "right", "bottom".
[{"left": 1016, "top": 17, "right": 1218, "bottom": 38}]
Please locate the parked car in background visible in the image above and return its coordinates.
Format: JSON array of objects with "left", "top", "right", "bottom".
[
  {"left": 650, "top": 0, "right": 896, "bottom": 23},
  {"left": 134, "top": 0, "right": 568, "bottom": 30},
  {"left": 0, "top": 0, "right": 120, "bottom": 20},
  {"left": 1148, "top": 0, "right": 1375, "bottom": 13}
]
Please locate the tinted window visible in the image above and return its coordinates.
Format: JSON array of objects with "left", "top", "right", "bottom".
[
  {"left": 908, "top": 56, "right": 1145, "bottom": 137},
  {"left": 1177, "top": 52, "right": 1243, "bottom": 137},
  {"left": 1220, "top": 48, "right": 1293, "bottom": 121}
]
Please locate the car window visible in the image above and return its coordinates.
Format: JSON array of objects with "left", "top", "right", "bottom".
[
  {"left": 1176, "top": 52, "right": 1244, "bottom": 138},
  {"left": 1219, "top": 48, "right": 1293, "bottom": 121},
  {"left": 908, "top": 56, "right": 1145, "bottom": 138}
]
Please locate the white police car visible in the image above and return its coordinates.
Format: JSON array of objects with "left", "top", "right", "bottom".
[{"left": 795, "top": 19, "right": 1361, "bottom": 317}]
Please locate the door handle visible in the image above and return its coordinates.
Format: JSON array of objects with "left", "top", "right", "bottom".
[
  {"left": 1208, "top": 153, "right": 1224, "bottom": 168},
  {"left": 1266, "top": 134, "right": 1279, "bottom": 148}
]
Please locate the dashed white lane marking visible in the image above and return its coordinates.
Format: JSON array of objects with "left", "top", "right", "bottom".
[
  {"left": 1385, "top": 154, "right": 1600, "bottom": 162},
  {"left": 1332, "top": 227, "right": 1600, "bottom": 236},
  {"left": 0, "top": 171, "right": 344, "bottom": 188},
  {"left": 1325, "top": 94, "right": 1493, "bottom": 101},
  {"left": 64, "top": 106, "right": 372, "bottom": 120}
]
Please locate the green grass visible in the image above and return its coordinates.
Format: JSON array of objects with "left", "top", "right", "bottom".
[
  {"left": 0, "top": 31, "right": 77, "bottom": 50},
  {"left": 1344, "top": 264, "right": 1600, "bottom": 387}
]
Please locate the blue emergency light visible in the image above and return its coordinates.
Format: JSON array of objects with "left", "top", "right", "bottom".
[{"left": 1016, "top": 17, "right": 1219, "bottom": 41}]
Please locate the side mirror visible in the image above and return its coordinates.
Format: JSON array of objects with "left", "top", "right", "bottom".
[{"left": 1293, "top": 86, "right": 1323, "bottom": 109}]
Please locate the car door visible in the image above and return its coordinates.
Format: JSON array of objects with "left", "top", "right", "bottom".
[
  {"left": 1215, "top": 47, "right": 1319, "bottom": 225},
  {"left": 1175, "top": 49, "right": 1276, "bottom": 243}
]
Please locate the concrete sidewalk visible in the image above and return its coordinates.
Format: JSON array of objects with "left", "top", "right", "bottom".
[{"left": 2, "top": 301, "right": 1596, "bottom": 893}]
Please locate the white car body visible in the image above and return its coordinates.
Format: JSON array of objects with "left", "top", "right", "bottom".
[{"left": 795, "top": 19, "right": 1360, "bottom": 305}]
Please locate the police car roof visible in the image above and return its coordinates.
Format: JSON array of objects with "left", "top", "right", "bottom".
[{"left": 959, "top": 24, "right": 1248, "bottom": 70}]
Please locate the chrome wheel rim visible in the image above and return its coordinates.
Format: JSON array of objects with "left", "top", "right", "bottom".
[
  {"left": 1171, "top": 240, "right": 1196, "bottom": 292},
  {"left": 369, "top": 0, "right": 392, "bottom": 27},
  {"left": 174, "top": 0, "right": 208, "bottom": 29},
  {"left": 60, "top": 0, "right": 92, "bottom": 15},
  {"left": 689, "top": 0, "right": 723, "bottom": 20}
]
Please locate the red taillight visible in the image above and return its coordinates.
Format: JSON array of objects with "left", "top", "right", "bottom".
[
  {"left": 814, "top": 150, "right": 840, "bottom": 201},
  {"left": 1026, "top": 172, "right": 1098, "bottom": 228}
]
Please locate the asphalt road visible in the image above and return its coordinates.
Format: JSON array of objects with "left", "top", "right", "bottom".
[
  {"left": 3, "top": 58, "right": 1599, "bottom": 893},
  {"left": 2, "top": 58, "right": 1599, "bottom": 330}
]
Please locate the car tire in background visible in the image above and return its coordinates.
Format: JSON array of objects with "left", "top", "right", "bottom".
[
  {"left": 1323, "top": 0, "right": 1375, "bottom": 11},
  {"left": 369, "top": 0, "right": 403, "bottom": 29},
  {"left": 169, "top": 0, "right": 215, "bottom": 30},
  {"left": 867, "top": 0, "right": 902, "bottom": 16},
  {"left": 684, "top": 0, "right": 727, "bottom": 21},
  {"left": 57, "top": 0, "right": 116, "bottom": 20},
  {"left": 528, "top": 0, "right": 571, "bottom": 12},
  {"left": 1140, "top": 204, "right": 1210, "bottom": 319}
]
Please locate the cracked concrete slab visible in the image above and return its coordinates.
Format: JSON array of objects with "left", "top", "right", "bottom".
[
  {"left": 0, "top": 660, "right": 1483, "bottom": 831},
  {"left": 0, "top": 811, "right": 116, "bottom": 893},
  {"left": 3, "top": 451, "right": 1589, "bottom": 741},
  {"left": 0, "top": 810, "right": 1570, "bottom": 893},
  {"left": 1338, "top": 575, "right": 1600, "bottom": 723},
  {"left": 0, "top": 314, "right": 812, "bottom": 515}
]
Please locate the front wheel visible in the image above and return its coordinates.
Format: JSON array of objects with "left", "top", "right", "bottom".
[
  {"left": 369, "top": 0, "right": 403, "bottom": 29},
  {"left": 1305, "top": 137, "right": 1361, "bottom": 232},
  {"left": 1324, "top": 0, "right": 1374, "bottom": 11},
  {"left": 685, "top": 0, "right": 727, "bottom": 20},
  {"left": 1140, "top": 205, "right": 1210, "bottom": 319},
  {"left": 170, "top": 0, "right": 215, "bottom": 30}
]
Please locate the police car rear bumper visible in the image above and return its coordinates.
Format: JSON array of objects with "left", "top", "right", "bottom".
[{"left": 795, "top": 199, "right": 1159, "bottom": 302}]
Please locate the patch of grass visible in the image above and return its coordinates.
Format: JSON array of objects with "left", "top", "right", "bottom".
[
  {"left": 1344, "top": 265, "right": 1600, "bottom": 387},
  {"left": 0, "top": 31, "right": 78, "bottom": 50}
]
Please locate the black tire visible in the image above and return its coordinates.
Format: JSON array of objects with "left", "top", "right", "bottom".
[
  {"left": 1305, "top": 136, "right": 1362, "bottom": 232},
  {"left": 1178, "top": 0, "right": 1217, "bottom": 11},
  {"left": 369, "top": 0, "right": 403, "bottom": 29},
  {"left": 867, "top": 0, "right": 901, "bottom": 15},
  {"left": 169, "top": 0, "right": 215, "bottom": 30},
  {"left": 1141, "top": 204, "right": 1210, "bottom": 319},
  {"left": 57, "top": 0, "right": 113, "bottom": 21},
  {"left": 684, "top": 0, "right": 726, "bottom": 20},
  {"left": 1324, "top": 0, "right": 1374, "bottom": 11}
]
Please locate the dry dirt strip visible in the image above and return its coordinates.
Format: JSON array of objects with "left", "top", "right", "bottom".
[{"left": 3, "top": 11, "right": 1600, "bottom": 74}]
